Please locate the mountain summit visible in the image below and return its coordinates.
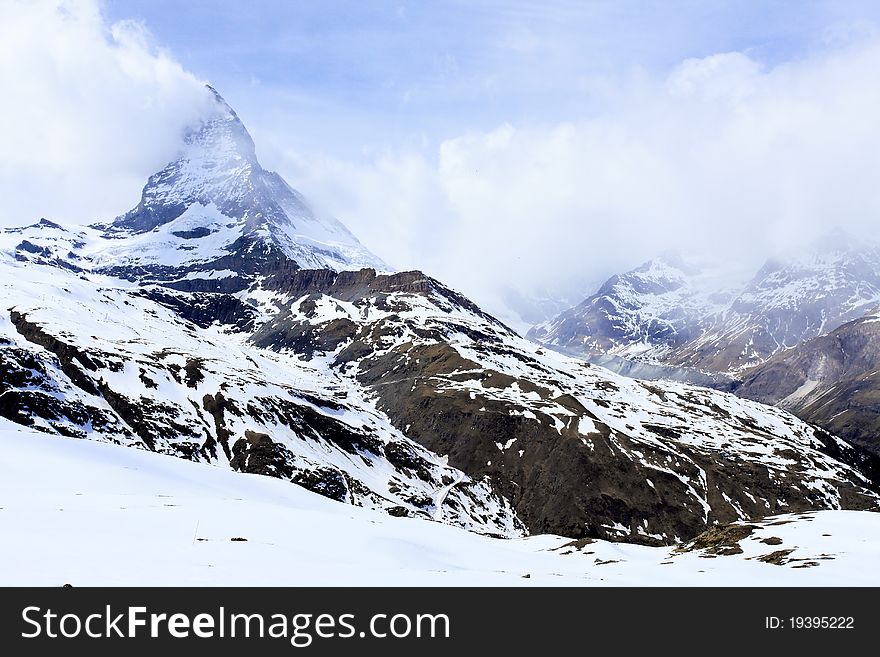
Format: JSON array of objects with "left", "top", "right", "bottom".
[{"left": 97, "top": 86, "right": 386, "bottom": 277}]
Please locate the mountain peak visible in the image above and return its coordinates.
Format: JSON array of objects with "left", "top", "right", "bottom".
[
  {"left": 205, "top": 84, "right": 234, "bottom": 112},
  {"left": 190, "top": 85, "right": 258, "bottom": 165},
  {"left": 100, "top": 86, "right": 386, "bottom": 274}
]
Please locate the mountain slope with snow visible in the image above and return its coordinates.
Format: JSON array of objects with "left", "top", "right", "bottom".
[
  {"left": 2, "top": 90, "right": 878, "bottom": 551},
  {"left": 5, "top": 222, "right": 877, "bottom": 544},
  {"left": 737, "top": 312, "right": 880, "bottom": 458},
  {"left": 94, "top": 86, "right": 386, "bottom": 280},
  {"left": 0, "top": 235, "right": 519, "bottom": 537},
  {"left": 255, "top": 268, "right": 878, "bottom": 542}
]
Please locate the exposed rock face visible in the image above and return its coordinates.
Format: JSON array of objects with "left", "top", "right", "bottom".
[
  {"left": 250, "top": 267, "right": 879, "bottom": 544},
  {"left": 737, "top": 314, "right": 880, "bottom": 461},
  {"left": 136, "top": 288, "right": 258, "bottom": 331}
]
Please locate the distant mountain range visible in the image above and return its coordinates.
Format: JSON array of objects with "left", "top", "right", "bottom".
[
  {"left": 530, "top": 232, "right": 880, "bottom": 458},
  {"left": 531, "top": 233, "right": 880, "bottom": 373}
]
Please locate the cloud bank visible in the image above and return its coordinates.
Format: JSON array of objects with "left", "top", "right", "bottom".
[
  {"left": 277, "top": 35, "right": 880, "bottom": 325},
  {"left": 0, "top": 0, "right": 211, "bottom": 226}
]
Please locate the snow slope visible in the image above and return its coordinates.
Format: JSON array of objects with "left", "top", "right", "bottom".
[
  {"left": 0, "top": 236, "right": 521, "bottom": 537},
  {"left": 1, "top": 233, "right": 877, "bottom": 544},
  {"left": 1, "top": 422, "right": 877, "bottom": 587}
]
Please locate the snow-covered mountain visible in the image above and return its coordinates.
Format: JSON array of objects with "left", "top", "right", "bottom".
[
  {"left": 528, "top": 253, "right": 736, "bottom": 361},
  {"left": 667, "top": 232, "right": 880, "bottom": 373},
  {"left": 534, "top": 234, "right": 880, "bottom": 375},
  {"left": 3, "top": 219, "right": 877, "bottom": 544},
  {"left": 2, "top": 91, "right": 878, "bottom": 550},
  {"left": 93, "top": 86, "right": 386, "bottom": 283}
]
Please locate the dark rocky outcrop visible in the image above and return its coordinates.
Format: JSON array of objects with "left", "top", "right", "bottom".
[
  {"left": 230, "top": 430, "right": 297, "bottom": 479},
  {"left": 252, "top": 277, "right": 879, "bottom": 544},
  {"left": 137, "top": 289, "right": 258, "bottom": 331},
  {"left": 261, "top": 266, "right": 504, "bottom": 327},
  {"left": 10, "top": 311, "right": 101, "bottom": 395}
]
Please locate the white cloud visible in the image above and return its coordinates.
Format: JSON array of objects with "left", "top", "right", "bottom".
[
  {"left": 0, "top": 0, "right": 211, "bottom": 226},
  {"left": 275, "top": 36, "right": 880, "bottom": 327}
]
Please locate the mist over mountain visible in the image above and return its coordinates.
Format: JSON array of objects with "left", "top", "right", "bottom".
[
  {"left": 7, "top": 1, "right": 880, "bottom": 332},
  {"left": 533, "top": 232, "right": 880, "bottom": 369}
]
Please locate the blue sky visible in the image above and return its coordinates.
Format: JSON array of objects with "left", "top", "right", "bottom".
[{"left": 103, "top": 0, "right": 880, "bottom": 160}]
